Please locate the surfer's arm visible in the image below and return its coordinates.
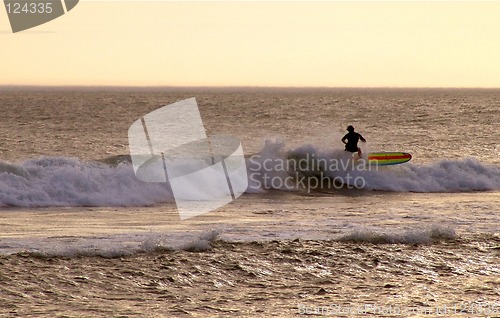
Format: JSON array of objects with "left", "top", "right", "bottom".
[
  {"left": 359, "top": 134, "right": 366, "bottom": 142},
  {"left": 341, "top": 135, "right": 348, "bottom": 144}
]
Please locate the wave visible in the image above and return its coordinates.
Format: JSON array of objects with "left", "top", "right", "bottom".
[
  {"left": 0, "top": 157, "right": 173, "bottom": 207},
  {"left": 246, "top": 140, "right": 500, "bottom": 193},
  {"left": 8, "top": 229, "right": 221, "bottom": 258},
  {"left": 337, "top": 226, "right": 457, "bottom": 244},
  {"left": 1, "top": 140, "right": 498, "bottom": 208},
  {"left": 6, "top": 226, "right": 459, "bottom": 258}
]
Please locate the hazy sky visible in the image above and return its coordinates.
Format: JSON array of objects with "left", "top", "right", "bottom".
[{"left": 2, "top": 1, "right": 500, "bottom": 87}]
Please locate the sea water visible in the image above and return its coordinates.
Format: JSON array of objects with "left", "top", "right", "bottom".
[{"left": 0, "top": 88, "right": 499, "bottom": 316}]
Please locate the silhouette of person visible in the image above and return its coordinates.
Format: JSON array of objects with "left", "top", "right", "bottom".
[{"left": 342, "top": 125, "right": 366, "bottom": 157}]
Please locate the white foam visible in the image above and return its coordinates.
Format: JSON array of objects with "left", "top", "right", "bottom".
[
  {"left": 338, "top": 225, "right": 457, "bottom": 244},
  {"left": 245, "top": 140, "right": 500, "bottom": 193},
  {"left": 1, "top": 142, "right": 498, "bottom": 208},
  {"left": 140, "top": 229, "right": 220, "bottom": 252},
  {"left": 3, "top": 224, "right": 456, "bottom": 258},
  {"left": 3, "top": 229, "right": 222, "bottom": 257},
  {"left": 363, "top": 158, "right": 500, "bottom": 192},
  {"left": 246, "top": 138, "right": 295, "bottom": 192},
  {"left": 0, "top": 157, "right": 173, "bottom": 207}
]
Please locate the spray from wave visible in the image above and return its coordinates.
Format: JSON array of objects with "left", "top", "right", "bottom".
[
  {"left": 245, "top": 140, "right": 500, "bottom": 193},
  {"left": 10, "top": 229, "right": 221, "bottom": 258},
  {"left": 337, "top": 225, "right": 457, "bottom": 244},
  {"left": 0, "top": 157, "right": 173, "bottom": 207},
  {"left": 1, "top": 139, "right": 498, "bottom": 208}
]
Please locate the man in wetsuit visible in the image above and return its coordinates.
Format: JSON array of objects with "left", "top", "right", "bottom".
[{"left": 342, "top": 125, "right": 366, "bottom": 157}]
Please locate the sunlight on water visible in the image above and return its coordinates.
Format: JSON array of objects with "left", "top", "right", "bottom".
[{"left": 0, "top": 88, "right": 498, "bottom": 316}]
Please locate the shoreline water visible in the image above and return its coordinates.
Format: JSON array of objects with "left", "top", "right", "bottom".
[
  {"left": 1, "top": 190, "right": 498, "bottom": 255},
  {"left": 2, "top": 236, "right": 499, "bottom": 317}
]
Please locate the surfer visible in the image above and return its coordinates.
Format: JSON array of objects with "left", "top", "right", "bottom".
[{"left": 342, "top": 125, "right": 366, "bottom": 157}]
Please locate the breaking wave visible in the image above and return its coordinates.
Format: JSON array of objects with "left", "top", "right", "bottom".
[
  {"left": 1, "top": 139, "right": 498, "bottom": 208},
  {"left": 8, "top": 230, "right": 221, "bottom": 258},
  {"left": 337, "top": 226, "right": 457, "bottom": 244},
  {"left": 246, "top": 140, "right": 500, "bottom": 193},
  {"left": 0, "top": 157, "right": 173, "bottom": 207}
]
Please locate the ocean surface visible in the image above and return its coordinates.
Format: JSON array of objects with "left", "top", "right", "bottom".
[{"left": 0, "top": 88, "right": 499, "bottom": 317}]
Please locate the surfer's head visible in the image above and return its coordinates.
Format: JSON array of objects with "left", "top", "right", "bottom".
[{"left": 347, "top": 125, "right": 355, "bottom": 132}]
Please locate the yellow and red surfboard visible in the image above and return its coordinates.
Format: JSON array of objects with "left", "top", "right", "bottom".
[{"left": 367, "top": 152, "right": 412, "bottom": 166}]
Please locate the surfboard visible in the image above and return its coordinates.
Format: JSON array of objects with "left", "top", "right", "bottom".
[{"left": 367, "top": 152, "right": 412, "bottom": 166}]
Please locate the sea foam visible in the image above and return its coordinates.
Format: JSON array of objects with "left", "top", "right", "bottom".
[
  {"left": 337, "top": 225, "right": 457, "bottom": 244},
  {"left": 0, "top": 157, "right": 173, "bottom": 207},
  {"left": 246, "top": 140, "right": 500, "bottom": 193},
  {"left": 8, "top": 230, "right": 221, "bottom": 258},
  {"left": 1, "top": 141, "right": 498, "bottom": 209}
]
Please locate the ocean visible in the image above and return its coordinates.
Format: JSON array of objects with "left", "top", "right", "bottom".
[{"left": 0, "top": 88, "right": 499, "bottom": 317}]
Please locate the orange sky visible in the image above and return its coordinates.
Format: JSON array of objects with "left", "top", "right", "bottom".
[{"left": 1, "top": 1, "right": 500, "bottom": 87}]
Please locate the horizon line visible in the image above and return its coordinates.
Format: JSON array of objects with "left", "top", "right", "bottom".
[{"left": 1, "top": 85, "right": 500, "bottom": 91}]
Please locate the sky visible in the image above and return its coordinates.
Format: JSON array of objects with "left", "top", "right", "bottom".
[{"left": 1, "top": 1, "right": 500, "bottom": 87}]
